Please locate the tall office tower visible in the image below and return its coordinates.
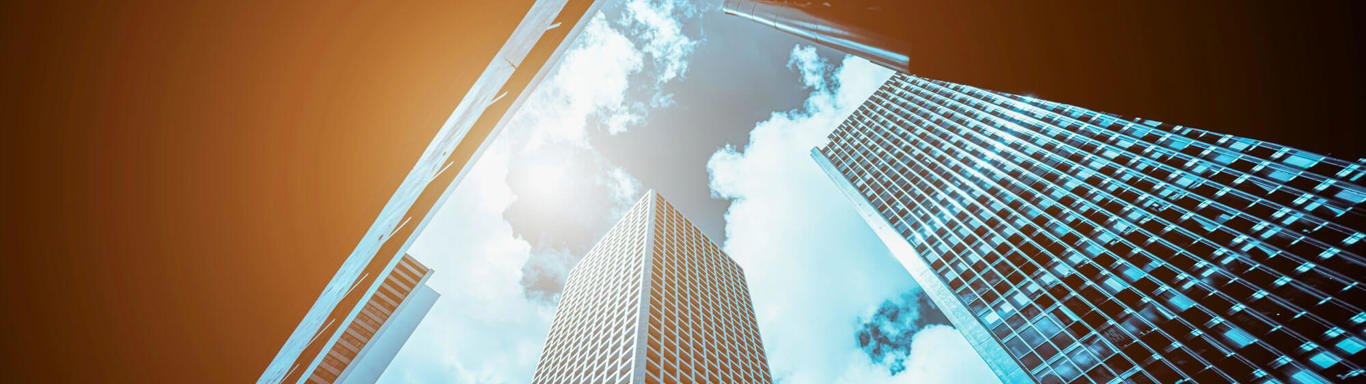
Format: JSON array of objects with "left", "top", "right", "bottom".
[
  {"left": 724, "top": 0, "right": 1365, "bottom": 155},
  {"left": 261, "top": 1, "right": 605, "bottom": 382},
  {"left": 532, "top": 192, "right": 772, "bottom": 384},
  {"left": 280, "top": 254, "right": 438, "bottom": 384},
  {"left": 814, "top": 73, "right": 1366, "bottom": 383}
]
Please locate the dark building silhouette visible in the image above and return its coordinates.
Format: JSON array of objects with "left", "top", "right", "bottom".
[
  {"left": 816, "top": 73, "right": 1366, "bottom": 383},
  {"left": 726, "top": 0, "right": 1366, "bottom": 157}
]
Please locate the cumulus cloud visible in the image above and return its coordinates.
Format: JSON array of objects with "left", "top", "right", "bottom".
[
  {"left": 607, "top": 165, "right": 643, "bottom": 215},
  {"left": 520, "top": 246, "right": 579, "bottom": 304},
  {"left": 856, "top": 289, "right": 951, "bottom": 375},
  {"left": 787, "top": 46, "right": 830, "bottom": 93},
  {"left": 621, "top": 0, "right": 699, "bottom": 86},
  {"left": 506, "top": 151, "right": 644, "bottom": 303},
  {"left": 503, "top": 0, "right": 699, "bottom": 140},
  {"left": 497, "top": 0, "right": 698, "bottom": 299},
  {"left": 706, "top": 46, "right": 903, "bottom": 383},
  {"left": 707, "top": 46, "right": 999, "bottom": 384},
  {"left": 508, "top": 13, "right": 643, "bottom": 147},
  {"left": 896, "top": 325, "right": 1002, "bottom": 384},
  {"left": 378, "top": 1, "right": 699, "bottom": 381},
  {"left": 379, "top": 141, "right": 552, "bottom": 383},
  {"left": 503, "top": 144, "right": 625, "bottom": 252}
]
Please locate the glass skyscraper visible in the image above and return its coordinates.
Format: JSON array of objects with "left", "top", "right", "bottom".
[
  {"left": 724, "top": 1, "right": 1366, "bottom": 156},
  {"left": 814, "top": 73, "right": 1366, "bottom": 383},
  {"left": 532, "top": 192, "right": 772, "bottom": 384}
]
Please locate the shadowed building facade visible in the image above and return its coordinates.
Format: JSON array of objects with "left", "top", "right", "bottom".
[
  {"left": 532, "top": 192, "right": 772, "bottom": 384},
  {"left": 814, "top": 73, "right": 1366, "bottom": 383},
  {"left": 724, "top": 0, "right": 1366, "bottom": 157}
]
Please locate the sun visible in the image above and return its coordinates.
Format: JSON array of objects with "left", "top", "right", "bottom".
[{"left": 519, "top": 158, "right": 576, "bottom": 206}]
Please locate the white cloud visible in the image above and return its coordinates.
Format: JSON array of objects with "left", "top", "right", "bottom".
[
  {"left": 378, "top": 1, "right": 697, "bottom": 382},
  {"left": 607, "top": 165, "right": 643, "bottom": 215},
  {"left": 505, "top": 0, "right": 700, "bottom": 140},
  {"left": 707, "top": 46, "right": 999, "bottom": 383},
  {"left": 898, "top": 326, "right": 1001, "bottom": 384},
  {"left": 379, "top": 141, "right": 551, "bottom": 383},
  {"left": 622, "top": 0, "right": 698, "bottom": 86},
  {"left": 510, "top": 13, "right": 643, "bottom": 147},
  {"left": 787, "top": 45, "right": 829, "bottom": 93}
]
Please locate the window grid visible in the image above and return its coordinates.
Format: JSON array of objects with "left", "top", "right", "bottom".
[
  {"left": 818, "top": 73, "right": 1365, "bottom": 384},
  {"left": 305, "top": 255, "right": 432, "bottom": 384},
  {"left": 533, "top": 193, "right": 772, "bottom": 384},
  {"left": 643, "top": 197, "right": 771, "bottom": 384}
]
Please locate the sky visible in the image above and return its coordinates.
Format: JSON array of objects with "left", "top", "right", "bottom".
[
  {"left": 4, "top": 1, "right": 1362, "bottom": 383},
  {"left": 378, "top": 0, "right": 998, "bottom": 382}
]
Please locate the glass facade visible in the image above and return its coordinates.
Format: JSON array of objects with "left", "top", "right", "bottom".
[
  {"left": 724, "top": 1, "right": 1366, "bottom": 158},
  {"left": 533, "top": 192, "right": 771, "bottom": 384},
  {"left": 721, "top": 0, "right": 911, "bottom": 72},
  {"left": 815, "top": 73, "right": 1366, "bottom": 383}
]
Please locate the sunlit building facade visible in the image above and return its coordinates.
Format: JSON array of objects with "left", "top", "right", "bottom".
[
  {"left": 285, "top": 254, "right": 438, "bottom": 384},
  {"left": 532, "top": 192, "right": 772, "bottom": 384},
  {"left": 815, "top": 73, "right": 1366, "bottom": 383}
]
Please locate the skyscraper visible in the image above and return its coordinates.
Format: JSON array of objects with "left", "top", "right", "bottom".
[
  {"left": 532, "top": 192, "right": 772, "bottom": 384},
  {"left": 282, "top": 254, "right": 438, "bottom": 384},
  {"left": 724, "top": 0, "right": 1366, "bottom": 156},
  {"left": 814, "top": 73, "right": 1366, "bottom": 383},
  {"left": 261, "top": 1, "right": 604, "bottom": 381}
]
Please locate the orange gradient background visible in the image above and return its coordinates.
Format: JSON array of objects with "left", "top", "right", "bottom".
[
  {"left": 2, "top": 1, "right": 532, "bottom": 382},
  {"left": 6, "top": 1, "right": 1365, "bottom": 382}
]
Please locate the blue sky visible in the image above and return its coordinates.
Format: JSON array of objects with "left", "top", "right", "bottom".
[{"left": 378, "top": 1, "right": 997, "bottom": 382}]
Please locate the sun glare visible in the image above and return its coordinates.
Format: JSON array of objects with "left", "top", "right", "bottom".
[{"left": 521, "top": 159, "right": 574, "bottom": 206}]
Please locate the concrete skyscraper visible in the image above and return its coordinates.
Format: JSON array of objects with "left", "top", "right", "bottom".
[
  {"left": 532, "top": 192, "right": 772, "bottom": 384},
  {"left": 281, "top": 254, "right": 438, "bottom": 384},
  {"left": 815, "top": 73, "right": 1366, "bottom": 383}
]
